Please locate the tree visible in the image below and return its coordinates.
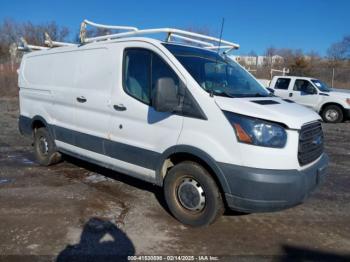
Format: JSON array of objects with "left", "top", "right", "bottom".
[
  {"left": 327, "top": 35, "right": 350, "bottom": 61},
  {"left": 0, "top": 19, "right": 69, "bottom": 60},
  {"left": 265, "top": 46, "right": 277, "bottom": 57}
]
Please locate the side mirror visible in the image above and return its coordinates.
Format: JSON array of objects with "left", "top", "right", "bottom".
[
  {"left": 266, "top": 87, "right": 275, "bottom": 94},
  {"left": 152, "top": 77, "right": 179, "bottom": 112}
]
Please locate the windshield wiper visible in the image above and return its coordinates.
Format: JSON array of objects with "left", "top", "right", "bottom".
[
  {"left": 253, "top": 93, "right": 270, "bottom": 97},
  {"left": 213, "top": 90, "right": 237, "bottom": 98},
  {"left": 237, "top": 93, "right": 269, "bottom": 98}
]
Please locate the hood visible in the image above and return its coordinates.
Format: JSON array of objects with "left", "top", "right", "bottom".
[
  {"left": 329, "top": 89, "right": 350, "bottom": 98},
  {"left": 331, "top": 88, "right": 350, "bottom": 94},
  {"left": 214, "top": 96, "right": 321, "bottom": 129}
]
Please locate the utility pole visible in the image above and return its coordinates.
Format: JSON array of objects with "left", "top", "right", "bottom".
[{"left": 270, "top": 68, "right": 290, "bottom": 79}]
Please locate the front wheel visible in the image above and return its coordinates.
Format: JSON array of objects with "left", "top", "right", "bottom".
[
  {"left": 321, "top": 105, "right": 343, "bottom": 123},
  {"left": 164, "top": 161, "right": 224, "bottom": 227}
]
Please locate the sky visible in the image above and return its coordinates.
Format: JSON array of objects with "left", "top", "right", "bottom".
[{"left": 1, "top": 0, "right": 349, "bottom": 55}]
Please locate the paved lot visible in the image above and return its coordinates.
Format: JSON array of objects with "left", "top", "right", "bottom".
[{"left": 0, "top": 97, "right": 350, "bottom": 261}]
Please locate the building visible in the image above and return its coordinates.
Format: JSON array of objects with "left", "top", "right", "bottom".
[{"left": 229, "top": 55, "right": 284, "bottom": 67}]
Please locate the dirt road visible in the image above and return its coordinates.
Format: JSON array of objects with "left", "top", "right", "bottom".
[{"left": 0, "top": 97, "right": 349, "bottom": 261}]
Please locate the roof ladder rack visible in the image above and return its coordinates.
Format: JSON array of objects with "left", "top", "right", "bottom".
[
  {"left": 44, "top": 32, "right": 76, "bottom": 47},
  {"left": 18, "top": 19, "right": 240, "bottom": 53},
  {"left": 79, "top": 19, "right": 240, "bottom": 51},
  {"left": 18, "top": 37, "right": 49, "bottom": 51},
  {"left": 80, "top": 19, "right": 138, "bottom": 43}
]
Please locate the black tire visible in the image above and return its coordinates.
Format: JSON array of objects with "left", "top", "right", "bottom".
[
  {"left": 164, "top": 161, "right": 224, "bottom": 227},
  {"left": 33, "top": 127, "right": 62, "bottom": 166},
  {"left": 321, "top": 105, "right": 343, "bottom": 123}
]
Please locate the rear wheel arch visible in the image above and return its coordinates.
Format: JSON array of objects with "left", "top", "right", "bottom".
[
  {"left": 156, "top": 146, "right": 231, "bottom": 195},
  {"left": 32, "top": 119, "right": 46, "bottom": 131},
  {"left": 31, "top": 116, "right": 54, "bottom": 137}
]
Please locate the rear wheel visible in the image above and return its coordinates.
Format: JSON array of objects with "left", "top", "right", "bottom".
[
  {"left": 164, "top": 161, "right": 224, "bottom": 227},
  {"left": 34, "top": 127, "right": 62, "bottom": 166},
  {"left": 321, "top": 105, "right": 343, "bottom": 123}
]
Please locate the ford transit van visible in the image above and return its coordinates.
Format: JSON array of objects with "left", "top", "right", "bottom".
[{"left": 18, "top": 21, "right": 328, "bottom": 226}]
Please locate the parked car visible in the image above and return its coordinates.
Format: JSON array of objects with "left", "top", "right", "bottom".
[
  {"left": 18, "top": 22, "right": 328, "bottom": 226},
  {"left": 270, "top": 76, "right": 350, "bottom": 123}
]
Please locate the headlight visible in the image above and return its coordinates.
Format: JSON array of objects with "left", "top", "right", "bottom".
[{"left": 224, "top": 111, "right": 287, "bottom": 148}]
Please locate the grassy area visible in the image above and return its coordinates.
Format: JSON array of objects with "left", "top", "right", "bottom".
[{"left": 0, "top": 64, "right": 18, "bottom": 98}]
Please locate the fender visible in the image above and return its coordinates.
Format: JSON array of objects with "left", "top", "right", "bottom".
[
  {"left": 318, "top": 102, "right": 345, "bottom": 114},
  {"left": 156, "top": 145, "right": 231, "bottom": 194},
  {"left": 18, "top": 115, "right": 32, "bottom": 136},
  {"left": 18, "top": 115, "right": 55, "bottom": 139}
]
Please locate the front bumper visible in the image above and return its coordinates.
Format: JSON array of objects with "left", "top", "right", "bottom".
[
  {"left": 344, "top": 108, "right": 350, "bottom": 119},
  {"left": 220, "top": 154, "right": 329, "bottom": 213}
]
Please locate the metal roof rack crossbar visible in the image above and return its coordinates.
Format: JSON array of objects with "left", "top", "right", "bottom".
[
  {"left": 18, "top": 37, "right": 49, "bottom": 51},
  {"left": 44, "top": 32, "right": 76, "bottom": 47},
  {"left": 80, "top": 19, "right": 240, "bottom": 51}
]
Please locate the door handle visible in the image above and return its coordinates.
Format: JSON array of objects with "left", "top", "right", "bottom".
[
  {"left": 289, "top": 93, "right": 293, "bottom": 97},
  {"left": 113, "top": 104, "right": 127, "bottom": 111},
  {"left": 76, "top": 96, "right": 87, "bottom": 103}
]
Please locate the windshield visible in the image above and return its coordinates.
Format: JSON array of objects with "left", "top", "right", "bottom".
[
  {"left": 163, "top": 44, "right": 270, "bottom": 98},
  {"left": 311, "top": 79, "right": 331, "bottom": 92}
]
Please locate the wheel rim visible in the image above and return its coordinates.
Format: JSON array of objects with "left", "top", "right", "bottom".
[
  {"left": 177, "top": 178, "right": 206, "bottom": 212},
  {"left": 325, "top": 109, "right": 339, "bottom": 122},
  {"left": 38, "top": 136, "right": 49, "bottom": 155}
]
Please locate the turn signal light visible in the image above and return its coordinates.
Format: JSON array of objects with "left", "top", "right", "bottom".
[{"left": 233, "top": 123, "right": 252, "bottom": 144}]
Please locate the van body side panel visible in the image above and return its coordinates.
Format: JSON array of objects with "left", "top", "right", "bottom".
[
  {"left": 74, "top": 47, "right": 114, "bottom": 150},
  {"left": 56, "top": 141, "right": 157, "bottom": 183},
  {"left": 19, "top": 54, "right": 55, "bottom": 131},
  {"left": 20, "top": 50, "right": 84, "bottom": 146}
]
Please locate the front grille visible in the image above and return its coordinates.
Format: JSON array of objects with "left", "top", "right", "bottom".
[{"left": 298, "top": 121, "right": 324, "bottom": 166}]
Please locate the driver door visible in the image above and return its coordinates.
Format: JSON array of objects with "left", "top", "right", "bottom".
[
  {"left": 108, "top": 44, "right": 184, "bottom": 179},
  {"left": 290, "top": 79, "right": 318, "bottom": 109}
]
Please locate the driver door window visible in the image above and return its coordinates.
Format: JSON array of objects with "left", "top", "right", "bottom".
[
  {"left": 291, "top": 79, "right": 317, "bottom": 108},
  {"left": 293, "top": 80, "right": 316, "bottom": 94},
  {"left": 123, "top": 48, "right": 179, "bottom": 106},
  {"left": 123, "top": 49, "right": 151, "bottom": 104}
]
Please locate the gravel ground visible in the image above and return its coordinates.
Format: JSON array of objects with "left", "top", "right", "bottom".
[{"left": 0, "top": 97, "right": 349, "bottom": 261}]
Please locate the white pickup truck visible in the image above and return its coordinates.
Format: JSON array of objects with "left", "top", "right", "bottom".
[{"left": 269, "top": 76, "right": 350, "bottom": 123}]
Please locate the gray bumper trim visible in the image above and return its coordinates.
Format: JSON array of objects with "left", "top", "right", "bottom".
[
  {"left": 219, "top": 154, "right": 329, "bottom": 212},
  {"left": 344, "top": 108, "right": 350, "bottom": 119}
]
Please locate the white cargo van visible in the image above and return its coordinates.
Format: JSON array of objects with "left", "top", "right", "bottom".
[
  {"left": 270, "top": 76, "right": 350, "bottom": 123},
  {"left": 18, "top": 21, "right": 328, "bottom": 226}
]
